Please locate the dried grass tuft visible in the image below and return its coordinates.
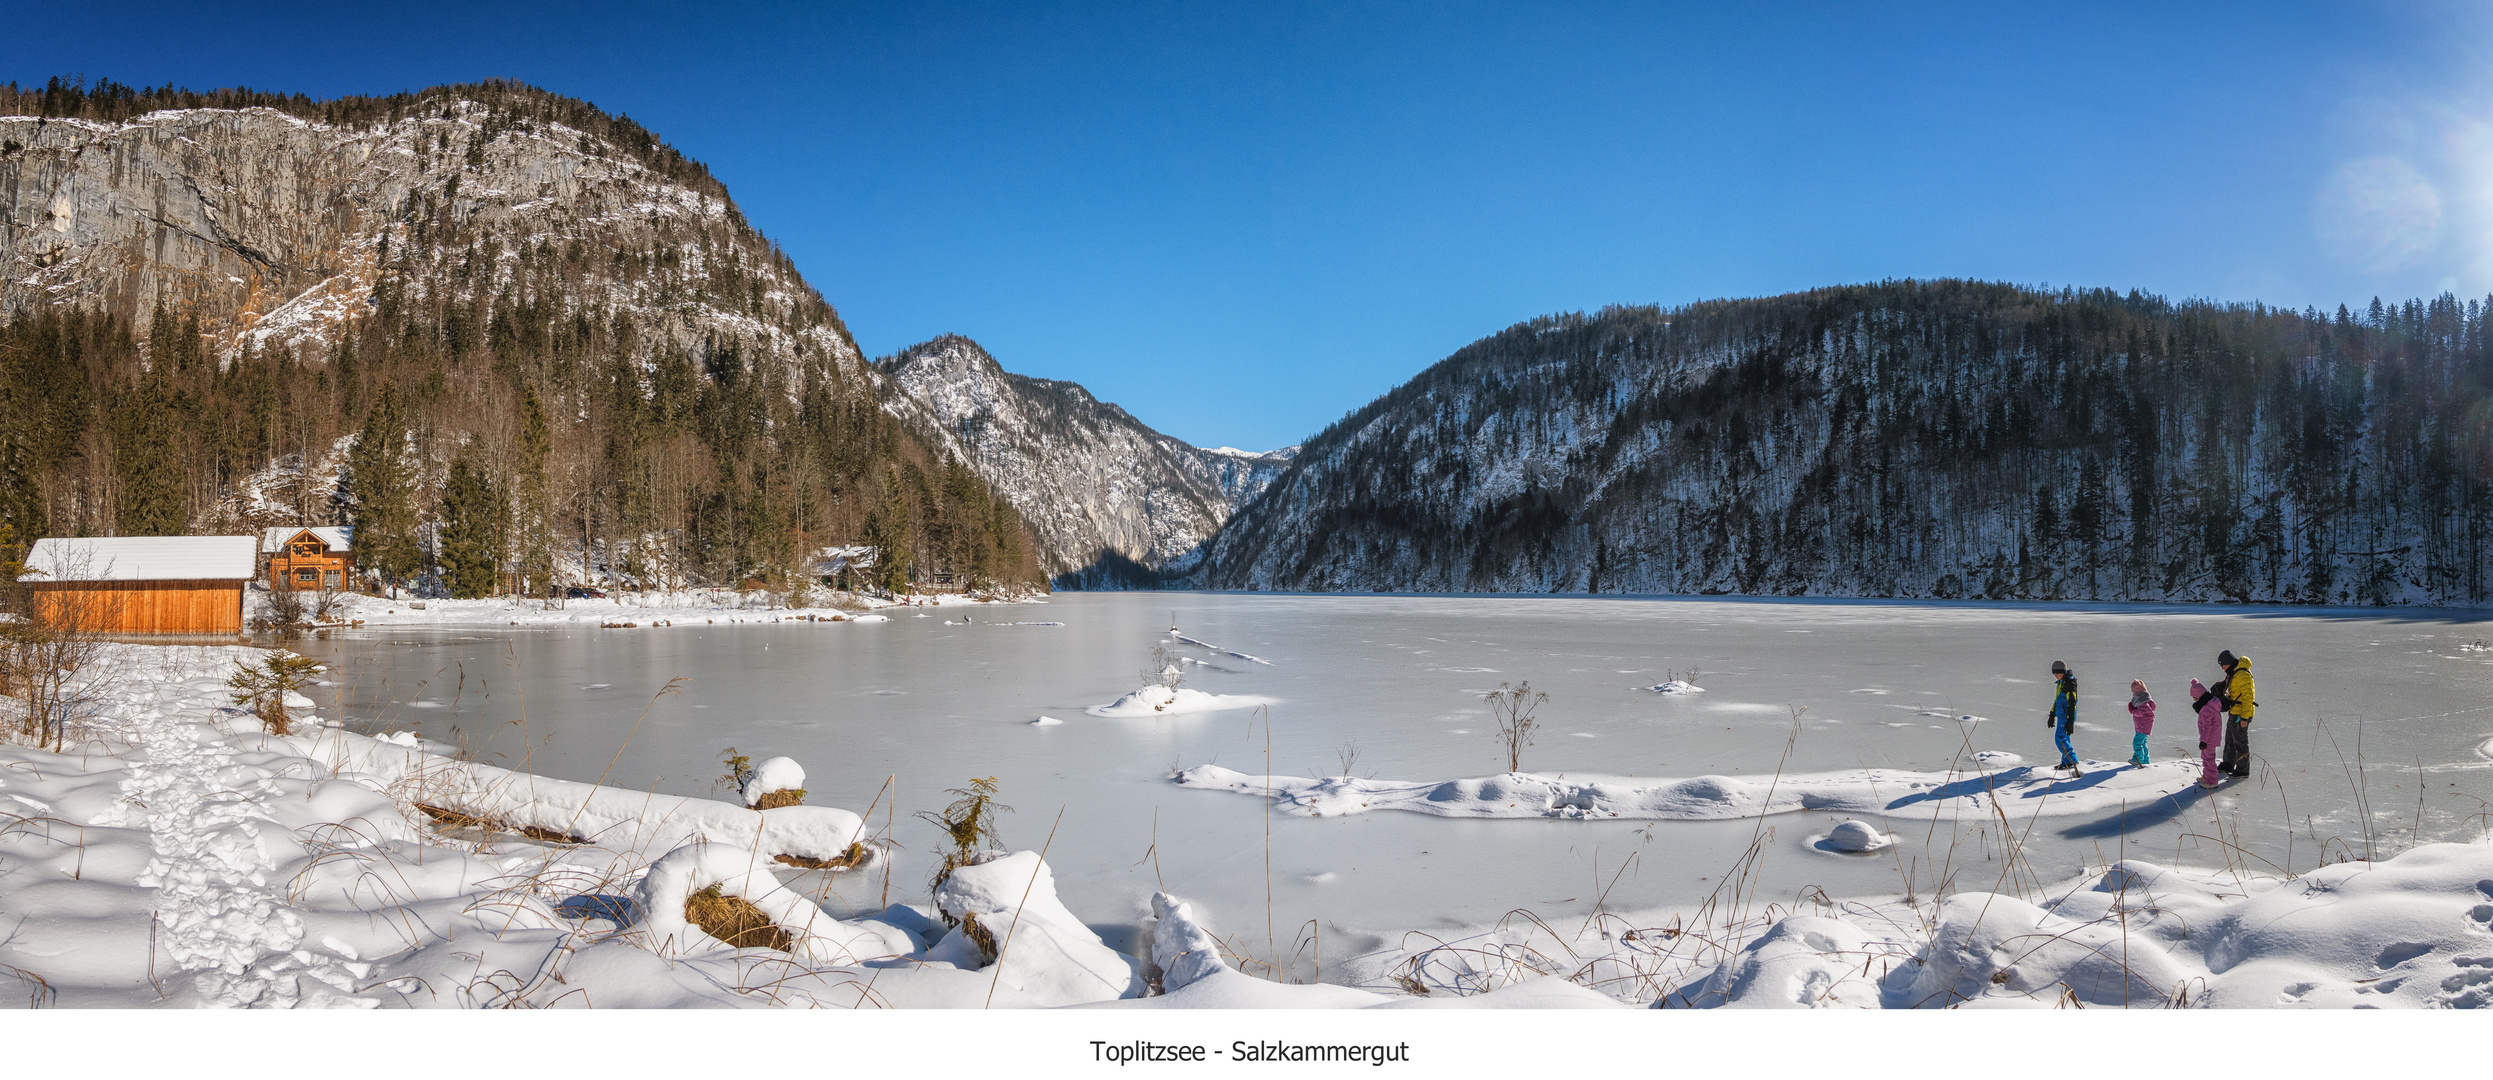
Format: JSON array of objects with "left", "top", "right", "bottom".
[
  {"left": 773, "top": 841, "right": 868, "bottom": 871},
  {"left": 960, "top": 911, "right": 999, "bottom": 965},
  {"left": 752, "top": 787, "right": 805, "bottom": 810},
  {"left": 686, "top": 885, "right": 795, "bottom": 952},
  {"left": 415, "top": 803, "right": 492, "bottom": 829},
  {"left": 413, "top": 803, "right": 583, "bottom": 845}
]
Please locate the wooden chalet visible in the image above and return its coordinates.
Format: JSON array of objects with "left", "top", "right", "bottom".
[
  {"left": 260, "top": 526, "right": 354, "bottom": 592},
  {"left": 18, "top": 536, "right": 258, "bottom": 635}
]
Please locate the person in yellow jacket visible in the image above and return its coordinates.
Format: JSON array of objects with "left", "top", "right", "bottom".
[{"left": 2214, "top": 650, "right": 2254, "bottom": 778}]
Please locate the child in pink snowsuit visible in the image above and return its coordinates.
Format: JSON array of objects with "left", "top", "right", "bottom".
[
  {"left": 2189, "top": 677, "right": 2222, "bottom": 787},
  {"left": 2126, "top": 679, "right": 2155, "bottom": 767}
]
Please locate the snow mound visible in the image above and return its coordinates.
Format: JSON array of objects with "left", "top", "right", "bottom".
[
  {"left": 1815, "top": 820, "right": 1893, "bottom": 853},
  {"left": 851, "top": 614, "right": 890, "bottom": 623},
  {"left": 1173, "top": 757, "right": 2196, "bottom": 822},
  {"left": 323, "top": 734, "right": 869, "bottom": 863},
  {"left": 927, "top": 852, "right": 1145, "bottom": 1006},
  {"left": 740, "top": 756, "right": 805, "bottom": 806},
  {"left": 1663, "top": 915, "right": 1883, "bottom": 1008},
  {"left": 634, "top": 842, "right": 912, "bottom": 964},
  {"left": 1031, "top": 715, "right": 1065, "bottom": 726},
  {"left": 1085, "top": 685, "right": 1277, "bottom": 717},
  {"left": 1650, "top": 680, "right": 1704, "bottom": 694},
  {"left": 1148, "top": 892, "right": 1228, "bottom": 992}
]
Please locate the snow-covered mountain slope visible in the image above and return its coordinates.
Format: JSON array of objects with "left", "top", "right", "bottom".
[
  {"left": 1201, "top": 283, "right": 2493, "bottom": 605},
  {"left": 0, "top": 94, "right": 863, "bottom": 380},
  {"left": 882, "top": 334, "right": 1292, "bottom": 583},
  {"left": 1, "top": 82, "right": 1043, "bottom": 586}
]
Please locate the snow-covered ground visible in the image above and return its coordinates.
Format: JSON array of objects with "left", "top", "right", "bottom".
[
  {"left": 1341, "top": 846, "right": 2493, "bottom": 1009},
  {"left": 1085, "top": 685, "right": 1278, "bottom": 717},
  {"left": 3, "top": 640, "right": 2487, "bottom": 1010}
]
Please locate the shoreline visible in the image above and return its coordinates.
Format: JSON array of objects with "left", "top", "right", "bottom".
[{"left": 0, "top": 639, "right": 2486, "bottom": 1008}]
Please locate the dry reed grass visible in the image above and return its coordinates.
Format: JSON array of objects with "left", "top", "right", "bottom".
[
  {"left": 686, "top": 885, "right": 797, "bottom": 952},
  {"left": 752, "top": 788, "right": 805, "bottom": 810}
]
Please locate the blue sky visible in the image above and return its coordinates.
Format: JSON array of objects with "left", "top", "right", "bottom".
[{"left": 9, "top": 2, "right": 2491, "bottom": 450}]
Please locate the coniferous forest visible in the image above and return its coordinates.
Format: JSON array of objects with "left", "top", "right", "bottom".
[{"left": 1207, "top": 281, "right": 2493, "bottom": 605}]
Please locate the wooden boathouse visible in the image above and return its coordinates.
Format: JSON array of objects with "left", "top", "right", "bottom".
[{"left": 18, "top": 536, "right": 259, "bottom": 635}]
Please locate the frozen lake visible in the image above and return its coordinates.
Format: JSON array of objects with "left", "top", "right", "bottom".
[{"left": 293, "top": 593, "right": 2493, "bottom": 978}]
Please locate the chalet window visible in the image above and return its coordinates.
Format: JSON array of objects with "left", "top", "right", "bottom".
[
  {"left": 293, "top": 543, "right": 321, "bottom": 557},
  {"left": 323, "top": 570, "right": 339, "bottom": 589},
  {"left": 296, "top": 568, "right": 320, "bottom": 583}
]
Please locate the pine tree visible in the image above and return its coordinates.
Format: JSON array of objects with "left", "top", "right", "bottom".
[
  {"left": 111, "top": 372, "right": 188, "bottom": 536},
  {"left": 2073, "top": 454, "right": 2107, "bottom": 591},
  {"left": 435, "top": 452, "right": 505, "bottom": 598},
  {"left": 346, "top": 382, "right": 422, "bottom": 595},
  {"left": 516, "top": 383, "right": 555, "bottom": 596},
  {"left": 865, "top": 468, "right": 913, "bottom": 593}
]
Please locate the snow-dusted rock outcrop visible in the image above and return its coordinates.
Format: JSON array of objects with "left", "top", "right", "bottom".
[
  {"left": 882, "top": 334, "right": 1293, "bottom": 583},
  {"left": 1, "top": 98, "right": 866, "bottom": 384}
]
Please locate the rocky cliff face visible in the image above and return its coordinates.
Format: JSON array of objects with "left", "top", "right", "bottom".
[
  {"left": 882, "top": 334, "right": 1292, "bottom": 583},
  {"left": 1, "top": 97, "right": 861, "bottom": 379}
]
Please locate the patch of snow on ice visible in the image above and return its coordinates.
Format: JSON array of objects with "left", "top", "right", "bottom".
[
  {"left": 1173, "top": 756, "right": 2194, "bottom": 822},
  {"left": 1813, "top": 820, "right": 1894, "bottom": 853},
  {"left": 1086, "top": 685, "right": 1277, "bottom": 717}
]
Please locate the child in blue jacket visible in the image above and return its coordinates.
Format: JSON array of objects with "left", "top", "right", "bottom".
[{"left": 2046, "top": 660, "right": 2079, "bottom": 773}]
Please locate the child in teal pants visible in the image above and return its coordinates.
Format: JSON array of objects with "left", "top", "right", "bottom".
[
  {"left": 2126, "top": 679, "right": 2155, "bottom": 767},
  {"left": 2047, "top": 660, "right": 2079, "bottom": 771}
]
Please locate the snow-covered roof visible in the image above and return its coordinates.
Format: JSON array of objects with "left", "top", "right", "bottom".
[
  {"left": 20, "top": 536, "right": 259, "bottom": 582},
  {"left": 260, "top": 526, "right": 353, "bottom": 553}
]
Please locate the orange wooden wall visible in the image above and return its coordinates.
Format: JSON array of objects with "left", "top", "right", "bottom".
[
  {"left": 268, "top": 552, "right": 353, "bottom": 590},
  {"left": 29, "top": 580, "right": 246, "bottom": 634}
]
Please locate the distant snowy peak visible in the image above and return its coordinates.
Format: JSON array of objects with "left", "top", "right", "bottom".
[
  {"left": 881, "top": 335, "right": 1288, "bottom": 585},
  {"left": 1197, "top": 445, "right": 1299, "bottom": 462}
]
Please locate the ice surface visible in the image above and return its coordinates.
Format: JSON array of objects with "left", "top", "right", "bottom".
[{"left": 275, "top": 592, "right": 2493, "bottom": 1003}]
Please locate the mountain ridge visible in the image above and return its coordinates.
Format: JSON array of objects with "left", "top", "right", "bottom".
[
  {"left": 1199, "top": 281, "right": 2493, "bottom": 606},
  {"left": 879, "top": 333, "right": 1291, "bottom": 585}
]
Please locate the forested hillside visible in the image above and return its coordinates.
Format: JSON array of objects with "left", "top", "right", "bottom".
[
  {"left": 1204, "top": 281, "right": 2493, "bottom": 605},
  {"left": 0, "top": 77, "right": 1037, "bottom": 595}
]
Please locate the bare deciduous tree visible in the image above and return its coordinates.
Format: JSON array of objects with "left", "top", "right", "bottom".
[{"left": 6, "top": 547, "right": 122, "bottom": 751}]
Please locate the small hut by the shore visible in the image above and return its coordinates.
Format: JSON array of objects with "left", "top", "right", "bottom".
[{"left": 18, "top": 536, "right": 259, "bottom": 635}]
